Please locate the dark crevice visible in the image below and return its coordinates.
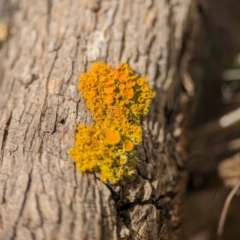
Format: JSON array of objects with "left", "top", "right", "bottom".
[
  {"left": 1, "top": 112, "right": 12, "bottom": 150},
  {"left": 105, "top": 182, "right": 120, "bottom": 202},
  {"left": 59, "top": 119, "right": 66, "bottom": 125}
]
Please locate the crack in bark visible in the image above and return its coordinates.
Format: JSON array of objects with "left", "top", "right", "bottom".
[{"left": 1, "top": 112, "right": 12, "bottom": 151}]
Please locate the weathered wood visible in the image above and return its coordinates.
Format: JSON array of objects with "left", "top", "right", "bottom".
[{"left": 0, "top": 0, "right": 196, "bottom": 239}]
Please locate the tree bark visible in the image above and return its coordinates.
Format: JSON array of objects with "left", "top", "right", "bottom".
[{"left": 0, "top": 0, "right": 197, "bottom": 239}]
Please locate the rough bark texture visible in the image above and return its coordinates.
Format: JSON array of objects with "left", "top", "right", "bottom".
[{"left": 0, "top": 0, "right": 195, "bottom": 239}]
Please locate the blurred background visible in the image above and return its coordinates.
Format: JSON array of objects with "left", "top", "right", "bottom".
[{"left": 183, "top": 0, "right": 240, "bottom": 239}]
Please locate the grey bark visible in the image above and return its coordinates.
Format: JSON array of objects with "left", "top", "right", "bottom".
[{"left": 0, "top": 0, "right": 198, "bottom": 239}]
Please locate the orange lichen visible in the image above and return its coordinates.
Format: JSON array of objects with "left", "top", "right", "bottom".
[
  {"left": 69, "top": 62, "right": 154, "bottom": 183},
  {"left": 119, "top": 155, "right": 127, "bottom": 165},
  {"left": 107, "top": 130, "right": 121, "bottom": 145},
  {"left": 123, "top": 88, "right": 134, "bottom": 99},
  {"left": 104, "top": 85, "right": 115, "bottom": 93},
  {"left": 104, "top": 95, "right": 114, "bottom": 105},
  {"left": 137, "top": 77, "right": 145, "bottom": 86},
  {"left": 123, "top": 140, "right": 134, "bottom": 151},
  {"left": 126, "top": 80, "right": 136, "bottom": 87},
  {"left": 119, "top": 84, "right": 125, "bottom": 90}
]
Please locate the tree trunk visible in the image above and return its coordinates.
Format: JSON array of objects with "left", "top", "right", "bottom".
[{"left": 0, "top": 0, "right": 197, "bottom": 239}]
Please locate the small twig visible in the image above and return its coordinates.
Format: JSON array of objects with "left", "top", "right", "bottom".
[
  {"left": 217, "top": 180, "right": 240, "bottom": 239},
  {"left": 222, "top": 69, "right": 240, "bottom": 81},
  {"left": 219, "top": 107, "right": 240, "bottom": 128}
]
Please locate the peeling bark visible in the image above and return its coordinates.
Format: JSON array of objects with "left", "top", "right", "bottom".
[{"left": 0, "top": 0, "right": 198, "bottom": 239}]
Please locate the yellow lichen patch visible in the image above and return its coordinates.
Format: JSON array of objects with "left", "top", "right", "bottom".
[
  {"left": 69, "top": 62, "right": 154, "bottom": 183},
  {"left": 107, "top": 130, "right": 121, "bottom": 145}
]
